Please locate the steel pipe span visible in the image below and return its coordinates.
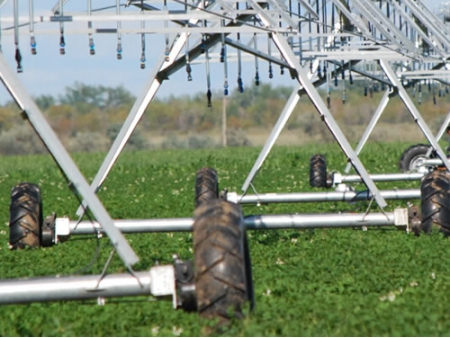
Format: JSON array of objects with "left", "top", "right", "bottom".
[
  {"left": 421, "top": 158, "right": 445, "bottom": 166},
  {"left": 70, "top": 218, "right": 194, "bottom": 234},
  {"left": 232, "top": 189, "right": 421, "bottom": 205},
  {"left": 0, "top": 271, "right": 151, "bottom": 305},
  {"left": 337, "top": 172, "right": 424, "bottom": 183},
  {"left": 244, "top": 213, "right": 397, "bottom": 230},
  {"left": 68, "top": 212, "right": 400, "bottom": 235}
]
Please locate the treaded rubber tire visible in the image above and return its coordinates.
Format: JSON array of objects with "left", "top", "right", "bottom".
[
  {"left": 9, "top": 183, "right": 43, "bottom": 249},
  {"left": 310, "top": 154, "right": 327, "bottom": 188},
  {"left": 420, "top": 170, "right": 450, "bottom": 236},
  {"left": 193, "top": 199, "right": 249, "bottom": 324},
  {"left": 399, "top": 144, "right": 431, "bottom": 173},
  {"left": 195, "top": 167, "right": 219, "bottom": 208},
  {"left": 243, "top": 232, "right": 254, "bottom": 311},
  {"left": 194, "top": 166, "right": 254, "bottom": 309}
]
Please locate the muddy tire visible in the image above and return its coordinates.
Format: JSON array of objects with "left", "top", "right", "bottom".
[
  {"left": 399, "top": 144, "right": 431, "bottom": 173},
  {"left": 420, "top": 170, "right": 450, "bottom": 236},
  {"left": 310, "top": 154, "right": 328, "bottom": 188},
  {"left": 195, "top": 167, "right": 219, "bottom": 208},
  {"left": 193, "top": 199, "right": 250, "bottom": 323},
  {"left": 243, "top": 233, "right": 254, "bottom": 310},
  {"left": 9, "top": 183, "right": 43, "bottom": 249}
]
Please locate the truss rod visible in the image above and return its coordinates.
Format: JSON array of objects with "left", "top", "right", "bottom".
[
  {"left": 387, "top": 0, "right": 448, "bottom": 57},
  {"left": 76, "top": 41, "right": 185, "bottom": 216},
  {"left": 76, "top": 3, "right": 274, "bottom": 216},
  {"left": 224, "top": 37, "right": 289, "bottom": 68},
  {"left": 351, "top": 0, "right": 418, "bottom": 56},
  {"left": 244, "top": 1, "right": 387, "bottom": 208},
  {"left": 328, "top": 0, "right": 371, "bottom": 37},
  {"left": 401, "top": 0, "right": 450, "bottom": 51},
  {"left": 241, "top": 86, "right": 301, "bottom": 192},
  {"left": 380, "top": 60, "right": 450, "bottom": 172},
  {"left": 344, "top": 88, "right": 391, "bottom": 173},
  {"left": 0, "top": 52, "right": 139, "bottom": 268}
]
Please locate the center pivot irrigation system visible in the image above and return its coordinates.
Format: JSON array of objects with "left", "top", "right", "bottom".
[{"left": 1, "top": 0, "right": 450, "bottom": 324}]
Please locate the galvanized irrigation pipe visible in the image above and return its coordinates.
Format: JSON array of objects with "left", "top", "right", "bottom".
[
  {"left": 227, "top": 189, "right": 421, "bottom": 205},
  {"left": 0, "top": 210, "right": 410, "bottom": 305},
  {"left": 334, "top": 172, "right": 425, "bottom": 184},
  {"left": 0, "top": 270, "right": 152, "bottom": 304},
  {"left": 244, "top": 212, "right": 400, "bottom": 230},
  {"left": 67, "top": 212, "right": 403, "bottom": 235},
  {"left": 420, "top": 158, "right": 445, "bottom": 166}
]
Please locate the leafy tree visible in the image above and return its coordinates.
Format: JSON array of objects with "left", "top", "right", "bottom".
[
  {"left": 106, "top": 123, "right": 147, "bottom": 151},
  {"left": 102, "top": 85, "right": 136, "bottom": 108},
  {"left": 35, "top": 95, "right": 56, "bottom": 111},
  {"left": 59, "top": 82, "right": 104, "bottom": 112},
  {"left": 59, "top": 82, "right": 135, "bottom": 113}
]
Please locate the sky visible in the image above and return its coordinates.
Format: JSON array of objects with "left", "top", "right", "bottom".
[{"left": 0, "top": 0, "right": 444, "bottom": 105}]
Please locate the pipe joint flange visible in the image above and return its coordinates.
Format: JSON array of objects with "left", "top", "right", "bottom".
[
  {"left": 41, "top": 213, "right": 56, "bottom": 247},
  {"left": 173, "top": 257, "right": 196, "bottom": 312},
  {"left": 226, "top": 191, "right": 239, "bottom": 204},
  {"left": 54, "top": 217, "right": 71, "bottom": 244},
  {"left": 332, "top": 172, "right": 342, "bottom": 186},
  {"left": 407, "top": 205, "right": 421, "bottom": 235}
]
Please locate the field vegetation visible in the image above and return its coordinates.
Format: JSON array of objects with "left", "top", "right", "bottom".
[{"left": 0, "top": 142, "right": 450, "bottom": 336}]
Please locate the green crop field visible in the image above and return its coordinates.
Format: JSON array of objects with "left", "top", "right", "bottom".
[{"left": 0, "top": 142, "right": 450, "bottom": 336}]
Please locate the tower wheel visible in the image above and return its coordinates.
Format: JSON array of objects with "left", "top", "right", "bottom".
[
  {"left": 310, "top": 154, "right": 329, "bottom": 188},
  {"left": 193, "top": 199, "right": 251, "bottom": 324},
  {"left": 399, "top": 144, "right": 432, "bottom": 173},
  {"left": 195, "top": 167, "right": 219, "bottom": 208},
  {"left": 420, "top": 170, "right": 450, "bottom": 236},
  {"left": 9, "top": 183, "right": 43, "bottom": 249}
]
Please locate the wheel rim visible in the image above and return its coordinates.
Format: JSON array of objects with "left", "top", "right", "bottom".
[{"left": 408, "top": 154, "right": 429, "bottom": 173}]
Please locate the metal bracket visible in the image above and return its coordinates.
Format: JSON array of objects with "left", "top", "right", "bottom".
[{"left": 150, "top": 265, "right": 177, "bottom": 309}]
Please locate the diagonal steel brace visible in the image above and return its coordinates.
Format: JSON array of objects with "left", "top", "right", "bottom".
[{"left": 0, "top": 52, "right": 139, "bottom": 268}]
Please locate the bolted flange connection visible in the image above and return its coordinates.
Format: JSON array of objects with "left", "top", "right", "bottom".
[
  {"left": 408, "top": 205, "right": 421, "bottom": 235},
  {"left": 41, "top": 213, "right": 56, "bottom": 247},
  {"left": 173, "top": 255, "right": 196, "bottom": 312}
]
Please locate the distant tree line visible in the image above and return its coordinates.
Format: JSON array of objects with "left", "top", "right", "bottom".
[{"left": 0, "top": 80, "right": 448, "bottom": 155}]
